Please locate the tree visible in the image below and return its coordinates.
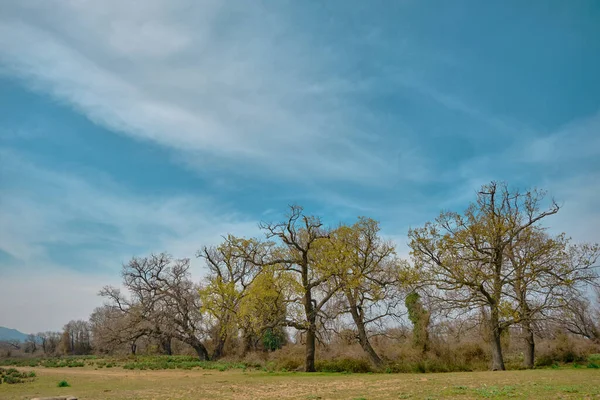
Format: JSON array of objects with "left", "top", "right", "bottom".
[
  {"left": 326, "top": 217, "right": 404, "bottom": 368},
  {"left": 505, "top": 229, "right": 599, "bottom": 368},
  {"left": 409, "top": 182, "right": 559, "bottom": 370},
  {"left": 24, "top": 334, "right": 37, "bottom": 353},
  {"left": 238, "top": 205, "right": 337, "bottom": 372},
  {"left": 89, "top": 305, "right": 148, "bottom": 355},
  {"left": 37, "top": 331, "right": 61, "bottom": 355},
  {"left": 61, "top": 320, "right": 92, "bottom": 355},
  {"left": 237, "top": 265, "right": 289, "bottom": 353},
  {"left": 405, "top": 292, "right": 430, "bottom": 353},
  {"left": 561, "top": 287, "right": 600, "bottom": 344},
  {"left": 197, "top": 236, "right": 261, "bottom": 359},
  {"left": 100, "top": 253, "right": 210, "bottom": 360}
]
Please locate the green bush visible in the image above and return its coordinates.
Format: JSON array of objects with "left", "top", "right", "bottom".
[
  {"left": 0, "top": 367, "right": 37, "bottom": 384},
  {"left": 57, "top": 380, "right": 71, "bottom": 387},
  {"left": 3, "top": 375, "right": 21, "bottom": 384}
]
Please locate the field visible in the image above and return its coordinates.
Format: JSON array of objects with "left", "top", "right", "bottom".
[{"left": 1, "top": 364, "right": 599, "bottom": 400}]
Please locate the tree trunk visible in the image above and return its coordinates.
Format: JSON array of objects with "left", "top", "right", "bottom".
[
  {"left": 192, "top": 340, "right": 210, "bottom": 361},
  {"left": 303, "top": 276, "right": 317, "bottom": 373},
  {"left": 489, "top": 312, "right": 505, "bottom": 371},
  {"left": 522, "top": 322, "right": 535, "bottom": 369},
  {"left": 212, "top": 336, "right": 226, "bottom": 360},
  {"left": 241, "top": 332, "right": 253, "bottom": 356},
  {"left": 347, "top": 290, "right": 383, "bottom": 368},
  {"left": 161, "top": 336, "right": 172, "bottom": 355},
  {"left": 305, "top": 321, "right": 316, "bottom": 372}
]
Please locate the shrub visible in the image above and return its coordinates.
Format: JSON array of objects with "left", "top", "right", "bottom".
[
  {"left": 57, "top": 380, "right": 71, "bottom": 387},
  {"left": 3, "top": 375, "right": 21, "bottom": 384},
  {"left": 0, "top": 367, "right": 36, "bottom": 384},
  {"left": 315, "top": 358, "right": 372, "bottom": 373},
  {"left": 270, "top": 345, "right": 304, "bottom": 371},
  {"left": 535, "top": 354, "right": 555, "bottom": 367}
]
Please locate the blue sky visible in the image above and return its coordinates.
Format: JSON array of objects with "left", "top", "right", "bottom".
[{"left": 0, "top": 0, "right": 599, "bottom": 333}]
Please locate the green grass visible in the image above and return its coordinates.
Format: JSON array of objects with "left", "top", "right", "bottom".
[
  {"left": 3, "top": 353, "right": 600, "bottom": 374},
  {"left": 0, "top": 367, "right": 37, "bottom": 385},
  {"left": 0, "top": 365, "right": 599, "bottom": 399}
]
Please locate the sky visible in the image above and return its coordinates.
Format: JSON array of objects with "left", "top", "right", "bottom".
[{"left": 0, "top": 0, "right": 599, "bottom": 333}]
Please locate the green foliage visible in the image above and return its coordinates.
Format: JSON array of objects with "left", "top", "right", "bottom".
[
  {"left": 57, "top": 379, "right": 71, "bottom": 387},
  {"left": 0, "top": 356, "right": 90, "bottom": 368},
  {"left": 120, "top": 355, "right": 250, "bottom": 371},
  {"left": 405, "top": 292, "right": 430, "bottom": 352},
  {"left": 587, "top": 362, "right": 599, "bottom": 369},
  {"left": 588, "top": 354, "right": 600, "bottom": 362},
  {"left": 262, "top": 327, "right": 286, "bottom": 351},
  {"left": 0, "top": 367, "right": 37, "bottom": 384}
]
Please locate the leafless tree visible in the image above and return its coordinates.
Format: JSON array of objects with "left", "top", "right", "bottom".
[
  {"left": 560, "top": 288, "right": 600, "bottom": 343},
  {"left": 24, "top": 334, "right": 37, "bottom": 353},
  {"left": 100, "top": 253, "right": 210, "bottom": 360}
]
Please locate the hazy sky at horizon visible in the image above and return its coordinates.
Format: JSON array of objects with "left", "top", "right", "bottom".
[{"left": 0, "top": 0, "right": 599, "bottom": 333}]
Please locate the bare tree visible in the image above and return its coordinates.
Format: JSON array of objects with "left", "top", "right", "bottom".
[
  {"left": 24, "top": 334, "right": 37, "bottom": 353},
  {"left": 62, "top": 320, "right": 92, "bottom": 355},
  {"left": 561, "top": 288, "right": 600, "bottom": 343},
  {"left": 100, "top": 253, "right": 210, "bottom": 360},
  {"left": 36, "top": 331, "right": 61, "bottom": 355},
  {"left": 89, "top": 305, "right": 149, "bottom": 355}
]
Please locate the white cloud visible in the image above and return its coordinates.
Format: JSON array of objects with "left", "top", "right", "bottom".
[
  {"left": 0, "top": 149, "right": 262, "bottom": 331},
  {"left": 0, "top": 0, "right": 400, "bottom": 184},
  {"left": 0, "top": 150, "right": 260, "bottom": 263}
]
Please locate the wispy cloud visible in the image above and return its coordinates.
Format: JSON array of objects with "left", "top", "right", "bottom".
[
  {"left": 0, "top": 149, "right": 260, "bottom": 265},
  {"left": 0, "top": 0, "right": 598, "bottom": 333},
  {"left": 0, "top": 148, "right": 263, "bottom": 331},
  {"left": 0, "top": 1, "right": 405, "bottom": 184}
]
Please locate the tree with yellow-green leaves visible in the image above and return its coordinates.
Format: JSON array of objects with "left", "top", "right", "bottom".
[
  {"left": 237, "top": 266, "right": 290, "bottom": 352},
  {"left": 505, "top": 228, "right": 599, "bottom": 368},
  {"left": 235, "top": 205, "right": 337, "bottom": 372},
  {"left": 408, "top": 182, "right": 560, "bottom": 371},
  {"left": 325, "top": 217, "right": 406, "bottom": 368},
  {"left": 198, "top": 236, "right": 263, "bottom": 359}
]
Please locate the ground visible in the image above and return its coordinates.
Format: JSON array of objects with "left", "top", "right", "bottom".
[{"left": 0, "top": 367, "right": 599, "bottom": 399}]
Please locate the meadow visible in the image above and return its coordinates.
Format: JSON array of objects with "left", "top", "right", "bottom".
[{"left": 1, "top": 356, "right": 599, "bottom": 400}]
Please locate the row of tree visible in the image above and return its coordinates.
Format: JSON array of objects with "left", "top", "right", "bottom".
[{"left": 24, "top": 182, "right": 597, "bottom": 372}]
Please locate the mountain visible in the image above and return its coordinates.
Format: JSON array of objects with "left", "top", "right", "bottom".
[{"left": 0, "top": 326, "right": 29, "bottom": 342}]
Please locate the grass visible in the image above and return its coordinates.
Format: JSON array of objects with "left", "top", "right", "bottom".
[
  {"left": 0, "top": 365, "right": 599, "bottom": 399},
  {"left": 0, "top": 367, "right": 37, "bottom": 385}
]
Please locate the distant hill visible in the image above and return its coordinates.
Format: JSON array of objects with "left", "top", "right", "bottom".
[{"left": 0, "top": 326, "right": 29, "bottom": 342}]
